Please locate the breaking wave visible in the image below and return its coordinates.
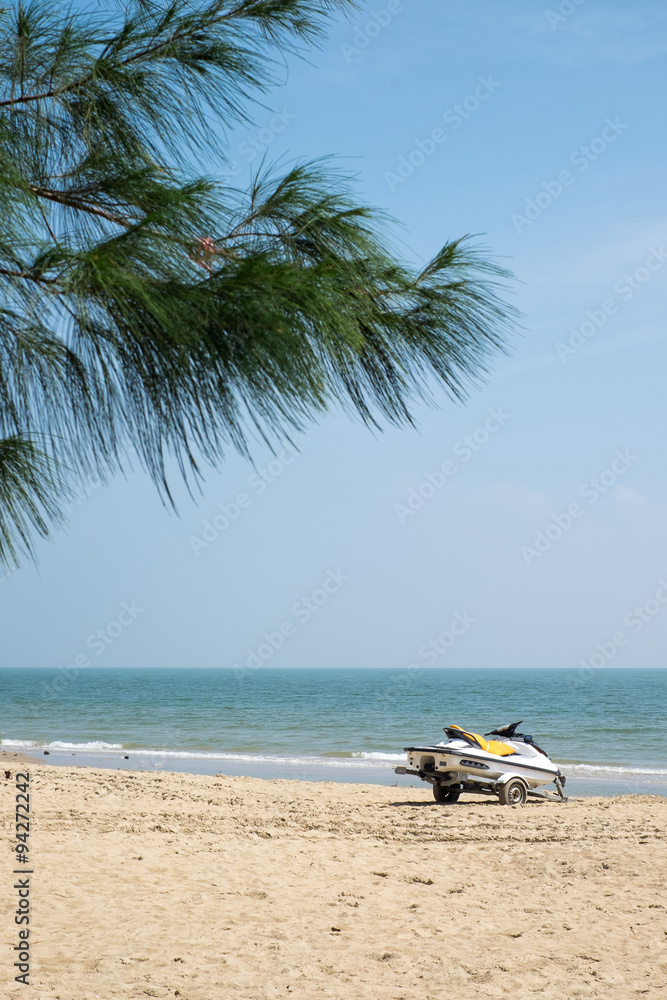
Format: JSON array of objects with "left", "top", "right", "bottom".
[{"left": 2, "top": 739, "right": 666, "bottom": 780}]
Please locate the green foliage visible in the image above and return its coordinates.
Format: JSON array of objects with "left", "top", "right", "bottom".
[
  {"left": 0, "top": 435, "right": 71, "bottom": 567},
  {"left": 0, "top": 0, "right": 518, "bottom": 570}
]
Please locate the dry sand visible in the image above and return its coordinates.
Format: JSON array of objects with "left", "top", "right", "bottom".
[{"left": 2, "top": 763, "right": 666, "bottom": 999}]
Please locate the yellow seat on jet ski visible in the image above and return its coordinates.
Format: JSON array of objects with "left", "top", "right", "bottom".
[
  {"left": 447, "top": 724, "right": 516, "bottom": 757},
  {"left": 485, "top": 739, "right": 516, "bottom": 757}
]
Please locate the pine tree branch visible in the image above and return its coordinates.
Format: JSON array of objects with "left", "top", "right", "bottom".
[
  {"left": 28, "top": 184, "right": 132, "bottom": 227},
  {"left": 0, "top": 266, "right": 58, "bottom": 285},
  {"left": 0, "top": 3, "right": 217, "bottom": 106},
  {"left": 0, "top": 0, "right": 343, "bottom": 108},
  {"left": 0, "top": 0, "right": 518, "bottom": 573},
  {"left": 0, "top": 434, "right": 71, "bottom": 570}
]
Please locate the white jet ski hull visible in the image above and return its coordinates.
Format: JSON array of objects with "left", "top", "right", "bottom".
[{"left": 403, "top": 739, "right": 559, "bottom": 789}]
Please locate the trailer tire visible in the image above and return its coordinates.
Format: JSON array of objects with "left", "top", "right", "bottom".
[
  {"left": 433, "top": 784, "right": 460, "bottom": 804},
  {"left": 498, "top": 778, "right": 527, "bottom": 806}
]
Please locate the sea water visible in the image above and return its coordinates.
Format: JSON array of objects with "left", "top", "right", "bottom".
[{"left": 1, "top": 667, "right": 665, "bottom": 796}]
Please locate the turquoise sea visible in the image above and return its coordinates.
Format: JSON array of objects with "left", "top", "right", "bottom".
[{"left": 1, "top": 667, "right": 665, "bottom": 796}]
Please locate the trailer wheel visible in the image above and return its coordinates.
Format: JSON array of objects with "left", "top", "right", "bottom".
[
  {"left": 433, "top": 784, "right": 460, "bottom": 804},
  {"left": 498, "top": 778, "right": 527, "bottom": 806}
]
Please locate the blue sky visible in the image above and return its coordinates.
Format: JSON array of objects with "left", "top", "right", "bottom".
[{"left": 3, "top": 0, "right": 667, "bottom": 671}]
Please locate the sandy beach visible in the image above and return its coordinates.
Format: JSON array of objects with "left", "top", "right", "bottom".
[{"left": 3, "top": 762, "right": 666, "bottom": 999}]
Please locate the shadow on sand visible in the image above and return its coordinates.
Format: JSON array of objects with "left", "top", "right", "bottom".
[{"left": 387, "top": 798, "right": 544, "bottom": 808}]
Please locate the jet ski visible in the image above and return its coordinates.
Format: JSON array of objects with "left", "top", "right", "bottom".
[{"left": 395, "top": 721, "right": 567, "bottom": 805}]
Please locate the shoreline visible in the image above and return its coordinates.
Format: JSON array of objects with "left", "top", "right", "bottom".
[
  {"left": 0, "top": 748, "right": 40, "bottom": 766},
  {"left": 8, "top": 745, "right": 667, "bottom": 798}
]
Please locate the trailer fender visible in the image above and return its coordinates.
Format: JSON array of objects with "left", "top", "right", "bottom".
[{"left": 495, "top": 772, "right": 529, "bottom": 788}]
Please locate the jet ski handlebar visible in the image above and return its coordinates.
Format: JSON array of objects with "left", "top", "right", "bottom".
[
  {"left": 484, "top": 721, "right": 523, "bottom": 738},
  {"left": 445, "top": 721, "right": 550, "bottom": 757}
]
